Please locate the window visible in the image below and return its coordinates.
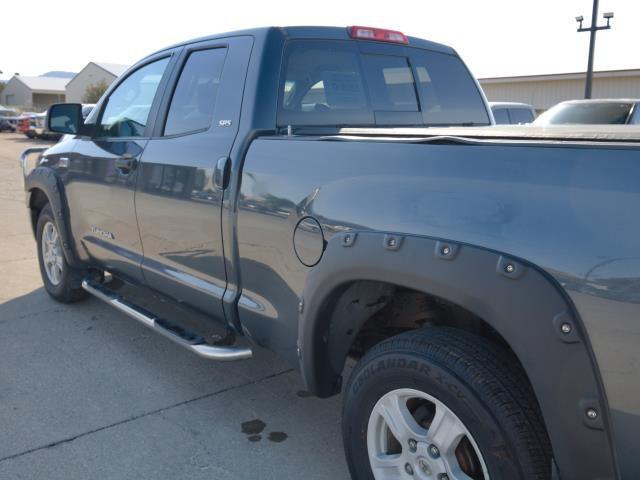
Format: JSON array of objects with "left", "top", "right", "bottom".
[
  {"left": 412, "top": 51, "right": 490, "bottom": 126},
  {"left": 509, "top": 108, "right": 534, "bottom": 124},
  {"left": 280, "top": 41, "right": 371, "bottom": 126},
  {"left": 97, "top": 58, "right": 169, "bottom": 137},
  {"left": 492, "top": 108, "right": 510, "bottom": 124},
  {"left": 538, "top": 102, "right": 634, "bottom": 125},
  {"left": 361, "top": 55, "right": 418, "bottom": 112},
  {"left": 630, "top": 104, "right": 640, "bottom": 125},
  {"left": 164, "top": 48, "right": 227, "bottom": 136},
  {"left": 278, "top": 40, "right": 490, "bottom": 128}
]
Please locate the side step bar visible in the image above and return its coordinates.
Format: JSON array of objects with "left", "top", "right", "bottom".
[{"left": 81, "top": 278, "right": 252, "bottom": 361}]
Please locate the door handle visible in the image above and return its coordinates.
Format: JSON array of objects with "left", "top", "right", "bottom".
[
  {"left": 214, "top": 156, "right": 231, "bottom": 190},
  {"left": 115, "top": 154, "right": 138, "bottom": 173}
]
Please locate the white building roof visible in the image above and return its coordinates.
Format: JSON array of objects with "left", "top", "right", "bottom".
[
  {"left": 480, "top": 68, "right": 640, "bottom": 84},
  {"left": 93, "top": 62, "right": 130, "bottom": 77},
  {"left": 14, "top": 75, "right": 68, "bottom": 93}
]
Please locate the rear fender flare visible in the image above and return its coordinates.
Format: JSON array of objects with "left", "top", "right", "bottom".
[{"left": 298, "top": 230, "right": 616, "bottom": 479}]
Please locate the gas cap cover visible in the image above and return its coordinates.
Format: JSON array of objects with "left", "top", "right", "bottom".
[{"left": 293, "top": 217, "right": 325, "bottom": 267}]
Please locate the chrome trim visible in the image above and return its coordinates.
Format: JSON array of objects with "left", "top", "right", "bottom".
[
  {"left": 81, "top": 279, "right": 253, "bottom": 361},
  {"left": 19, "top": 147, "right": 47, "bottom": 178}
]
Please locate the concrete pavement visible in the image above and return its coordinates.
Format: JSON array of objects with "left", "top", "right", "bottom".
[{"left": 0, "top": 133, "right": 350, "bottom": 479}]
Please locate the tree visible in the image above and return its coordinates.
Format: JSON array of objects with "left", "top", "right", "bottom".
[
  {"left": 82, "top": 80, "right": 109, "bottom": 103},
  {"left": 0, "top": 81, "right": 5, "bottom": 98}
]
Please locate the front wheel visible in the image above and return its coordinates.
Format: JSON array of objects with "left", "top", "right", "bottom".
[
  {"left": 342, "top": 327, "right": 552, "bottom": 480},
  {"left": 36, "top": 204, "right": 87, "bottom": 303}
]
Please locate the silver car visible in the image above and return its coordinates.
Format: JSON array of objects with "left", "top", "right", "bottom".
[{"left": 535, "top": 99, "right": 640, "bottom": 125}]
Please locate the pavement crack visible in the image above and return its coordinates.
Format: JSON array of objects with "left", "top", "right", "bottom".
[{"left": 0, "top": 367, "right": 294, "bottom": 464}]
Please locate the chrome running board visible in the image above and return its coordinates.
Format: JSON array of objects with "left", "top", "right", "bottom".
[{"left": 81, "top": 278, "right": 252, "bottom": 361}]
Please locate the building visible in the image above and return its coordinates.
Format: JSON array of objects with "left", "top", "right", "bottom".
[
  {"left": 65, "top": 62, "right": 130, "bottom": 103},
  {"left": 479, "top": 68, "right": 640, "bottom": 113},
  {"left": 0, "top": 75, "right": 68, "bottom": 112}
]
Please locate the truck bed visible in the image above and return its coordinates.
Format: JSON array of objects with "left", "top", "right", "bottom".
[{"left": 333, "top": 124, "right": 640, "bottom": 144}]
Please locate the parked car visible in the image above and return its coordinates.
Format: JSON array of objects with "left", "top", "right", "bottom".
[
  {"left": 489, "top": 102, "right": 536, "bottom": 124},
  {"left": 535, "top": 99, "right": 640, "bottom": 126},
  {"left": 19, "top": 26, "right": 640, "bottom": 480},
  {"left": 17, "top": 115, "right": 36, "bottom": 137},
  {"left": 0, "top": 118, "right": 15, "bottom": 132},
  {"left": 17, "top": 112, "right": 65, "bottom": 140}
]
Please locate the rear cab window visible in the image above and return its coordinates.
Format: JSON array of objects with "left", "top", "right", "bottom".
[
  {"left": 492, "top": 108, "right": 510, "bottom": 124},
  {"left": 278, "top": 40, "right": 490, "bottom": 128},
  {"left": 630, "top": 104, "right": 640, "bottom": 125},
  {"left": 509, "top": 108, "right": 534, "bottom": 124}
]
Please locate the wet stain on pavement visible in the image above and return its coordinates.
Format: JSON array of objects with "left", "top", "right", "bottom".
[
  {"left": 268, "top": 432, "right": 288, "bottom": 443},
  {"left": 242, "top": 419, "right": 288, "bottom": 443},
  {"left": 296, "top": 390, "right": 313, "bottom": 398},
  {"left": 241, "top": 419, "right": 266, "bottom": 436}
]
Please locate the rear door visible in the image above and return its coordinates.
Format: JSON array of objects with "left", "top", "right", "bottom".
[
  {"left": 135, "top": 36, "right": 252, "bottom": 319},
  {"left": 65, "top": 52, "right": 176, "bottom": 282}
]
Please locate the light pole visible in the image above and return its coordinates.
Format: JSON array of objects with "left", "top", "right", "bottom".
[{"left": 575, "top": 0, "right": 614, "bottom": 99}]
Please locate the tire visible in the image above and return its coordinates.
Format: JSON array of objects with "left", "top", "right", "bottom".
[
  {"left": 36, "top": 203, "right": 88, "bottom": 303},
  {"left": 342, "top": 327, "right": 552, "bottom": 480}
]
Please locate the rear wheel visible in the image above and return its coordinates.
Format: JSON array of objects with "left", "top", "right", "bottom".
[
  {"left": 342, "top": 327, "right": 552, "bottom": 480},
  {"left": 36, "top": 204, "right": 87, "bottom": 303}
]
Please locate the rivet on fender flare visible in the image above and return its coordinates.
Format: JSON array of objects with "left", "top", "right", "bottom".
[
  {"left": 552, "top": 312, "right": 580, "bottom": 343},
  {"left": 383, "top": 234, "right": 403, "bottom": 251},
  {"left": 435, "top": 241, "right": 459, "bottom": 260},
  {"left": 342, "top": 232, "right": 357, "bottom": 247},
  {"left": 496, "top": 255, "right": 525, "bottom": 279}
]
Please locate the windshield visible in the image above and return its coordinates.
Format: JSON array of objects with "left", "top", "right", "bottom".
[
  {"left": 278, "top": 40, "right": 490, "bottom": 128},
  {"left": 535, "top": 102, "right": 634, "bottom": 125}
]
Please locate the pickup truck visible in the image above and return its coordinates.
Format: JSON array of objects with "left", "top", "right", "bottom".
[{"left": 19, "top": 26, "right": 640, "bottom": 480}]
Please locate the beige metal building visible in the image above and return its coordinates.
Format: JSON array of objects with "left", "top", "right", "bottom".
[
  {"left": 0, "top": 76, "right": 67, "bottom": 112},
  {"left": 479, "top": 68, "right": 640, "bottom": 113},
  {"left": 65, "top": 62, "right": 130, "bottom": 103}
]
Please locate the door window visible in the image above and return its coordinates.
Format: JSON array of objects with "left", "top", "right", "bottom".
[
  {"left": 164, "top": 48, "right": 228, "bottom": 136},
  {"left": 97, "top": 57, "right": 169, "bottom": 138}
]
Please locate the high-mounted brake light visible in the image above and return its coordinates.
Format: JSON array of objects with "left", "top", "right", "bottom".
[{"left": 348, "top": 26, "right": 409, "bottom": 44}]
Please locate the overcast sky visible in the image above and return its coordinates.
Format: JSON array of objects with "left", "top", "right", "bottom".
[{"left": 1, "top": 0, "right": 636, "bottom": 81}]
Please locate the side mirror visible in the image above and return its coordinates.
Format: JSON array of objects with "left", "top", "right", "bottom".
[{"left": 47, "top": 103, "right": 94, "bottom": 136}]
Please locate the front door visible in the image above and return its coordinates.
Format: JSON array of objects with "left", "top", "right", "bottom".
[
  {"left": 66, "top": 55, "right": 173, "bottom": 282},
  {"left": 135, "top": 37, "right": 252, "bottom": 320}
]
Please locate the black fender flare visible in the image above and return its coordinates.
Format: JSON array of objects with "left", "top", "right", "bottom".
[
  {"left": 24, "top": 166, "right": 83, "bottom": 269},
  {"left": 298, "top": 230, "right": 616, "bottom": 480}
]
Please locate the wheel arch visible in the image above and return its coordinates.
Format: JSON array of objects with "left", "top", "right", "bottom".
[
  {"left": 298, "top": 230, "right": 617, "bottom": 479},
  {"left": 24, "top": 167, "right": 82, "bottom": 268}
]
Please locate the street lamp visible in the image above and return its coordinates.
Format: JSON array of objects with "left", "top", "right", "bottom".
[{"left": 575, "top": 0, "right": 614, "bottom": 99}]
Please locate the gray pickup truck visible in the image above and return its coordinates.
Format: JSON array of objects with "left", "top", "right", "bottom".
[{"left": 19, "top": 26, "right": 640, "bottom": 480}]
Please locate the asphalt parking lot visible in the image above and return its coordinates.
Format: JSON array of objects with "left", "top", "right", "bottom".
[{"left": 0, "top": 133, "right": 350, "bottom": 479}]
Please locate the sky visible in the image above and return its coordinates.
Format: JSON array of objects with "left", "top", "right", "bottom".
[{"left": 0, "top": 0, "right": 637, "bottom": 81}]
